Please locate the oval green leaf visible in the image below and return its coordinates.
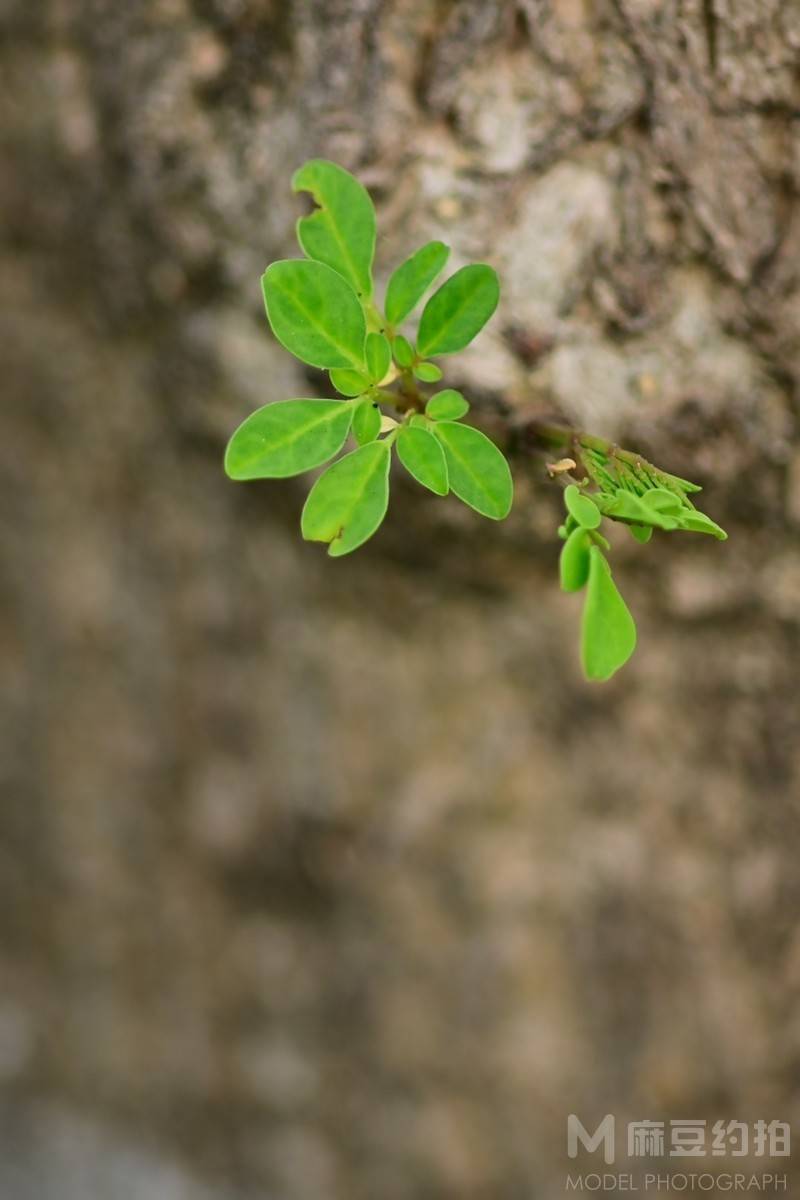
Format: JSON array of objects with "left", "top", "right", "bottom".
[
  {"left": 413, "top": 361, "right": 443, "bottom": 382},
  {"left": 330, "top": 367, "right": 371, "bottom": 397},
  {"left": 629, "top": 524, "right": 653, "bottom": 544},
  {"left": 416, "top": 264, "right": 500, "bottom": 358},
  {"left": 396, "top": 425, "right": 448, "bottom": 496},
  {"left": 433, "top": 421, "right": 512, "bottom": 520},
  {"left": 224, "top": 398, "right": 353, "bottom": 480},
  {"left": 581, "top": 547, "right": 637, "bottom": 681},
  {"left": 365, "top": 332, "right": 392, "bottom": 384},
  {"left": 301, "top": 440, "right": 391, "bottom": 556},
  {"left": 292, "top": 159, "right": 376, "bottom": 299},
  {"left": 392, "top": 334, "right": 415, "bottom": 368},
  {"left": 352, "top": 398, "right": 381, "bottom": 445},
  {"left": 564, "top": 484, "right": 602, "bottom": 530},
  {"left": 385, "top": 240, "right": 450, "bottom": 326},
  {"left": 559, "top": 527, "right": 591, "bottom": 592},
  {"left": 426, "top": 389, "right": 469, "bottom": 421},
  {"left": 262, "top": 260, "right": 366, "bottom": 370},
  {"left": 642, "top": 487, "right": 683, "bottom": 515}
]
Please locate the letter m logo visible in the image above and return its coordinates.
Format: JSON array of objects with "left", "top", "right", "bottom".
[{"left": 567, "top": 1115, "right": 615, "bottom": 1164}]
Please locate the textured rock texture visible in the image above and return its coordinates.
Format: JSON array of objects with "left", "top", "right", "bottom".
[{"left": 2, "top": 1, "right": 800, "bottom": 1197}]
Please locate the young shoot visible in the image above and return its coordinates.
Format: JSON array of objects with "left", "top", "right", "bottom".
[{"left": 225, "top": 161, "right": 727, "bottom": 682}]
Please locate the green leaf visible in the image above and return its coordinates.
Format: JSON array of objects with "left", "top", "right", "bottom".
[
  {"left": 641, "top": 487, "right": 682, "bottom": 515},
  {"left": 365, "top": 332, "right": 392, "bottom": 383},
  {"left": 602, "top": 491, "right": 678, "bottom": 530},
  {"left": 564, "top": 484, "right": 601, "bottom": 530},
  {"left": 559, "top": 528, "right": 591, "bottom": 592},
  {"left": 392, "top": 334, "right": 415, "bottom": 368},
  {"left": 396, "top": 425, "right": 448, "bottom": 496},
  {"left": 413, "top": 361, "right": 443, "bottom": 382},
  {"left": 292, "top": 159, "right": 376, "bottom": 299},
  {"left": 676, "top": 510, "right": 728, "bottom": 539},
  {"left": 224, "top": 399, "right": 352, "bottom": 480},
  {"left": 581, "top": 547, "right": 637, "bottom": 681},
  {"left": 262, "top": 260, "right": 366, "bottom": 369},
  {"left": 433, "top": 421, "right": 512, "bottom": 519},
  {"left": 629, "top": 524, "right": 653, "bottom": 544},
  {"left": 416, "top": 264, "right": 500, "bottom": 358},
  {"left": 352, "top": 399, "right": 381, "bottom": 445},
  {"left": 301, "top": 440, "right": 391, "bottom": 556},
  {"left": 330, "top": 367, "right": 371, "bottom": 397},
  {"left": 385, "top": 240, "right": 450, "bottom": 326},
  {"left": 426, "top": 389, "right": 469, "bottom": 421}
]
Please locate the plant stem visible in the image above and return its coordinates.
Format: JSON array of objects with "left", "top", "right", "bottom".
[
  {"left": 521, "top": 419, "right": 618, "bottom": 460},
  {"left": 392, "top": 369, "right": 426, "bottom": 414}
]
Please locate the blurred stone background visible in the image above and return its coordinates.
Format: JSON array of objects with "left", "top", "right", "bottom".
[{"left": 2, "top": 1, "right": 800, "bottom": 1197}]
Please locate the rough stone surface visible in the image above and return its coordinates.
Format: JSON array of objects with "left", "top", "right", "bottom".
[{"left": 3, "top": 1, "right": 800, "bottom": 1197}]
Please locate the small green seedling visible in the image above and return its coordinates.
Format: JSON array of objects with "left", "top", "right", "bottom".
[
  {"left": 225, "top": 159, "right": 511, "bottom": 558},
  {"left": 225, "top": 161, "right": 727, "bottom": 681}
]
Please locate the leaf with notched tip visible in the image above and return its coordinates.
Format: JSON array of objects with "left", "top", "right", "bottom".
[
  {"left": 301, "top": 441, "right": 391, "bottom": 556},
  {"left": 292, "top": 159, "right": 376, "bottom": 298}
]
